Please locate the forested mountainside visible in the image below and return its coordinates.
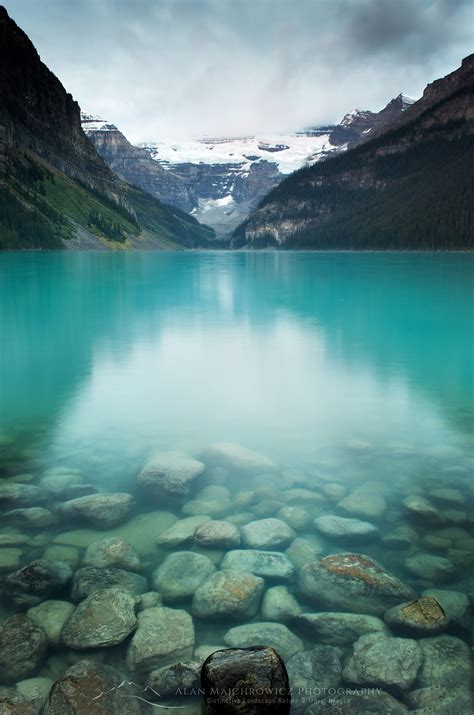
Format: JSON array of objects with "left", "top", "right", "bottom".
[
  {"left": 232, "top": 56, "right": 474, "bottom": 250},
  {"left": 0, "top": 6, "right": 214, "bottom": 250}
]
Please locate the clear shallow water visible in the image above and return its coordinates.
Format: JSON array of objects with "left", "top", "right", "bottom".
[{"left": 0, "top": 251, "right": 473, "bottom": 710}]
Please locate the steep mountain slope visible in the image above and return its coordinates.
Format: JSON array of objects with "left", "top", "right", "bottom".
[
  {"left": 232, "top": 56, "right": 474, "bottom": 250},
  {"left": 0, "top": 6, "right": 214, "bottom": 250}
]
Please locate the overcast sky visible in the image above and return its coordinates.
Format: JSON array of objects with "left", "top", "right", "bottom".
[{"left": 5, "top": 0, "right": 473, "bottom": 142}]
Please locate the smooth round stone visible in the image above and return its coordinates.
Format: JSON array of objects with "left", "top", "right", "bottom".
[
  {"left": 153, "top": 551, "right": 216, "bottom": 602},
  {"left": 194, "top": 520, "right": 241, "bottom": 549},
  {"left": 415, "top": 635, "right": 473, "bottom": 712},
  {"left": 0, "top": 533, "right": 29, "bottom": 547},
  {"left": 39, "top": 473, "right": 87, "bottom": 497},
  {"left": 423, "top": 588, "right": 471, "bottom": 630},
  {"left": 428, "top": 488, "right": 465, "bottom": 506},
  {"left": 71, "top": 567, "right": 148, "bottom": 602},
  {"left": 261, "top": 586, "right": 301, "bottom": 621},
  {"left": 83, "top": 537, "right": 141, "bottom": 571},
  {"left": 138, "top": 452, "right": 205, "bottom": 501},
  {"left": 338, "top": 489, "right": 387, "bottom": 520},
  {"left": 221, "top": 549, "right": 295, "bottom": 581},
  {"left": 201, "top": 647, "right": 290, "bottom": 715},
  {"left": 0, "top": 615, "right": 48, "bottom": 683},
  {"left": 314, "top": 515, "right": 378, "bottom": 543},
  {"left": 16, "top": 676, "right": 54, "bottom": 703},
  {"left": 226, "top": 512, "right": 255, "bottom": 526},
  {"left": 0, "top": 547, "right": 23, "bottom": 573},
  {"left": 27, "top": 600, "right": 75, "bottom": 648},
  {"left": 3, "top": 507, "right": 58, "bottom": 529},
  {"left": 192, "top": 570, "right": 264, "bottom": 620},
  {"left": 403, "top": 495, "right": 443, "bottom": 524},
  {"left": 241, "top": 518, "right": 295, "bottom": 550},
  {"left": 57, "top": 493, "right": 135, "bottom": 528},
  {"left": 294, "top": 612, "right": 388, "bottom": 645},
  {"left": 45, "top": 660, "right": 142, "bottom": 715},
  {"left": 233, "top": 490, "right": 256, "bottom": 509},
  {"left": 138, "top": 591, "right": 162, "bottom": 611},
  {"left": 182, "top": 497, "right": 233, "bottom": 517},
  {"left": 343, "top": 632, "right": 422, "bottom": 690},
  {"left": 194, "top": 643, "right": 225, "bottom": 662},
  {"left": 0, "top": 483, "right": 46, "bottom": 506},
  {"left": 198, "top": 485, "right": 232, "bottom": 500},
  {"left": 382, "top": 526, "right": 417, "bottom": 551},
  {"left": 62, "top": 587, "right": 138, "bottom": 649},
  {"left": 127, "top": 606, "right": 195, "bottom": 673},
  {"left": 277, "top": 506, "right": 311, "bottom": 531},
  {"left": 147, "top": 660, "right": 201, "bottom": 699},
  {"left": 298, "top": 553, "right": 416, "bottom": 616},
  {"left": 421, "top": 534, "right": 451, "bottom": 551},
  {"left": 283, "top": 488, "right": 327, "bottom": 505},
  {"left": 287, "top": 646, "right": 341, "bottom": 714},
  {"left": 384, "top": 597, "right": 448, "bottom": 636},
  {"left": 285, "top": 538, "right": 323, "bottom": 570},
  {"left": 404, "top": 552, "right": 455, "bottom": 583},
  {"left": 321, "top": 482, "right": 347, "bottom": 500},
  {"left": 252, "top": 499, "right": 285, "bottom": 518},
  {"left": 3, "top": 559, "right": 72, "bottom": 607},
  {"left": 304, "top": 690, "right": 408, "bottom": 714},
  {"left": 201, "top": 442, "right": 274, "bottom": 472},
  {"left": 157, "top": 515, "right": 210, "bottom": 548},
  {"left": 224, "top": 622, "right": 303, "bottom": 661}
]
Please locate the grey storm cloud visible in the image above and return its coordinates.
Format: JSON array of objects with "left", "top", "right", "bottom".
[{"left": 4, "top": 0, "right": 473, "bottom": 141}]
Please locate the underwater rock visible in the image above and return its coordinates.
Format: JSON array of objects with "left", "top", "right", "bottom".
[
  {"left": 261, "top": 585, "right": 301, "bottom": 621},
  {"left": 241, "top": 518, "right": 295, "bottom": 550},
  {"left": 0, "top": 687, "right": 39, "bottom": 715},
  {"left": 3, "top": 559, "right": 72, "bottom": 607},
  {"left": 0, "top": 483, "right": 46, "bottom": 506},
  {"left": 283, "top": 488, "right": 327, "bottom": 505},
  {"left": 428, "top": 487, "right": 465, "bottom": 506},
  {"left": 403, "top": 495, "right": 444, "bottom": 524},
  {"left": 39, "top": 472, "right": 91, "bottom": 498},
  {"left": 138, "top": 451, "right": 205, "bottom": 501},
  {"left": 192, "top": 570, "right": 264, "bottom": 620},
  {"left": 276, "top": 506, "right": 311, "bottom": 530},
  {"left": 321, "top": 482, "right": 347, "bottom": 500},
  {"left": 0, "top": 532, "right": 29, "bottom": 546},
  {"left": 423, "top": 588, "right": 471, "bottom": 630},
  {"left": 194, "top": 519, "right": 241, "bottom": 548},
  {"left": 404, "top": 552, "right": 455, "bottom": 583},
  {"left": 147, "top": 660, "right": 201, "bottom": 699},
  {"left": 57, "top": 493, "right": 135, "bottom": 528},
  {"left": 0, "top": 547, "right": 23, "bottom": 573},
  {"left": 82, "top": 537, "right": 141, "bottom": 571},
  {"left": 285, "top": 538, "right": 323, "bottom": 570},
  {"left": 42, "top": 544, "right": 81, "bottom": 569},
  {"left": 44, "top": 659, "right": 142, "bottom": 715},
  {"left": 157, "top": 515, "right": 210, "bottom": 548},
  {"left": 338, "top": 487, "right": 387, "bottom": 520},
  {"left": 298, "top": 553, "right": 416, "bottom": 616},
  {"left": 0, "top": 615, "right": 48, "bottom": 683},
  {"left": 314, "top": 515, "right": 379, "bottom": 543},
  {"left": 224, "top": 622, "right": 302, "bottom": 661},
  {"left": 415, "top": 635, "right": 473, "bottom": 713},
  {"left": 384, "top": 596, "right": 448, "bottom": 636},
  {"left": 221, "top": 549, "right": 295, "bottom": 581},
  {"left": 251, "top": 499, "right": 286, "bottom": 518},
  {"left": 27, "top": 600, "right": 75, "bottom": 648},
  {"left": 304, "top": 689, "right": 408, "bottom": 714},
  {"left": 70, "top": 566, "right": 148, "bottom": 602},
  {"left": 201, "top": 442, "right": 274, "bottom": 472},
  {"left": 287, "top": 646, "right": 342, "bottom": 714},
  {"left": 138, "top": 591, "right": 162, "bottom": 610},
  {"left": 294, "top": 612, "right": 387, "bottom": 645},
  {"left": 382, "top": 525, "right": 417, "bottom": 550},
  {"left": 201, "top": 646, "right": 290, "bottom": 715},
  {"left": 62, "top": 587, "right": 138, "bottom": 649},
  {"left": 3, "top": 507, "right": 58, "bottom": 529},
  {"left": 342, "top": 632, "right": 422, "bottom": 690},
  {"left": 16, "top": 676, "right": 53, "bottom": 705},
  {"left": 127, "top": 606, "right": 195, "bottom": 673},
  {"left": 153, "top": 551, "right": 216, "bottom": 603}
]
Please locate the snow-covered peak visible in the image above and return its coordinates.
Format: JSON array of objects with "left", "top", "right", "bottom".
[
  {"left": 397, "top": 93, "right": 416, "bottom": 109},
  {"left": 81, "top": 112, "right": 117, "bottom": 133}
]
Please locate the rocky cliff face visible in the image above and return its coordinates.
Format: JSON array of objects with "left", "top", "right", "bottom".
[
  {"left": 0, "top": 5, "right": 214, "bottom": 249},
  {"left": 232, "top": 56, "right": 474, "bottom": 250},
  {"left": 329, "top": 94, "right": 415, "bottom": 147}
]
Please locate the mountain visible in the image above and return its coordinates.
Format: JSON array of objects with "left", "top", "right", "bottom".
[
  {"left": 232, "top": 56, "right": 474, "bottom": 250},
  {"left": 82, "top": 91, "right": 413, "bottom": 237},
  {"left": 0, "top": 6, "right": 214, "bottom": 250}
]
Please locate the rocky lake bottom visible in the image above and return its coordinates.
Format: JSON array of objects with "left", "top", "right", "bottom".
[{"left": 0, "top": 435, "right": 473, "bottom": 714}]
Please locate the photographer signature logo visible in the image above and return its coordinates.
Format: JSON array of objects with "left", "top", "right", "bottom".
[{"left": 92, "top": 680, "right": 194, "bottom": 709}]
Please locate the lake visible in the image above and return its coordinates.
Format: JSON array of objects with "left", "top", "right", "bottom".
[{"left": 0, "top": 251, "right": 473, "bottom": 710}]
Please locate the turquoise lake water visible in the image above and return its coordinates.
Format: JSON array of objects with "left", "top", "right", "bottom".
[{"left": 0, "top": 251, "right": 473, "bottom": 709}]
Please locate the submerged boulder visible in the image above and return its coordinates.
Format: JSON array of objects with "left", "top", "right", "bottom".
[
  {"left": 224, "top": 622, "right": 302, "bottom": 661},
  {"left": 221, "top": 549, "right": 295, "bottom": 581},
  {"left": 201, "top": 646, "right": 290, "bottom": 715},
  {"left": 57, "top": 493, "right": 135, "bottom": 528},
  {"left": 3, "top": 559, "right": 72, "bottom": 607},
  {"left": 314, "top": 515, "right": 378, "bottom": 543},
  {"left": 384, "top": 596, "right": 449, "bottom": 636},
  {"left": 343, "top": 632, "right": 422, "bottom": 690},
  {"left": 194, "top": 520, "right": 241, "bottom": 548},
  {"left": 287, "top": 646, "right": 341, "bottom": 714},
  {"left": 261, "top": 586, "right": 301, "bottom": 621},
  {"left": 147, "top": 660, "right": 201, "bottom": 699},
  {"left": 294, "top": 612, "right": 387, "bottom": 645},
  {"left": 82, "top": 537, "right": 141, "bottom": 571},
  {"left": 70, "top": 566, "right": 148, "bottom": 602},
  {"left": 61, "top": 587, "right": 138, "bottom": 649},
  {"left": 241, "top": 518, "right": 295, "bottom": 550},
  {"left": 298, "top": 553, "right": 416, "bottom": 616},
  {"left": 157, "top": 515, "right": 210, "bottom": 548},
  {"left": 153, "top": 551, "right": 216, "bottom": 603},
  {"left": 192, "top": 570, "right": 264, "bottom": 620},
  {"left": 201, "top": 442, "right": 274, "bottom": 472},
  {"left": 27, "top": 600, "right": 75, "bottom": 648},
  {"left": 127, "top": 606, "right": 195, "bottom": 673},
  {"left": 138, "top": 451, "right": 205, "bottom": 501},
  {"left": 0, "top": 615, "right": 48, "bottom": 683}
]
